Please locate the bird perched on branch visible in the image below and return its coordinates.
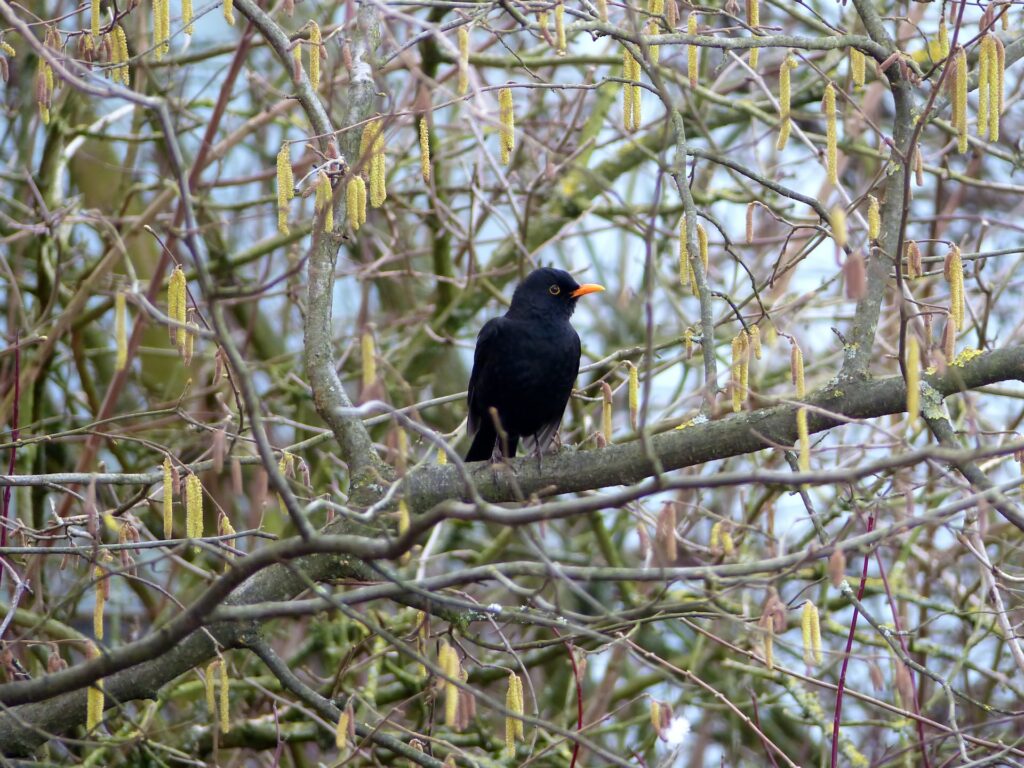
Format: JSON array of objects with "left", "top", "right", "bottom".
[{"left": 465, "top": 268, "right": 605, "bottom": 462}]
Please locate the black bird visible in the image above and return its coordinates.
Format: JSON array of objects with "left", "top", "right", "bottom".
[{"left": 465, "top": 268, "right": 605, "bottom": 462}]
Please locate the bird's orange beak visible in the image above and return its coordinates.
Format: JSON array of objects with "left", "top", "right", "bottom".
[{"left": 570, "top": 283, "right": 605, "bottom": 298}]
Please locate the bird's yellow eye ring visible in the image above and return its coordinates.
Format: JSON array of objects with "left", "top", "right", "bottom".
[{"left": 549, "top": 285, "right": 561, "bottom": 295}]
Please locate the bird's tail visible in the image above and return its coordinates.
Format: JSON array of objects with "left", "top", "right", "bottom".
[{"left": 465, "top": 422, "right": 497, "bottom": 462}]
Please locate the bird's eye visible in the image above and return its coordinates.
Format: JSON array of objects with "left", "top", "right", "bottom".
[{"left": 549, "top": 285, "right": 561, "bottom": 295}]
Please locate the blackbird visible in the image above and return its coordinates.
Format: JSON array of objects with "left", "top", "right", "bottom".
[{"left": 465, "top": 268, "right": 604, "bottom": 462}]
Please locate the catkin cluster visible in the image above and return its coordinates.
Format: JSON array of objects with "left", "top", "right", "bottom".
[
  {"left": 360, "top": 120, "right": 387, "bottom": 206},
  {"left": 152, "top": 0, "right": 170, "bottom": 59},
  {"left": 977, "top": 33, "right": 1005, "bottom": 141},
  {"left": 730, "top": 331, "right": 750, "bottom": 413}
]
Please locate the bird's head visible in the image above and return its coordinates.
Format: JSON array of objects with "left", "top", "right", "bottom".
[{"left": 507, "top": 268, "right": 605, "bottom": 320}]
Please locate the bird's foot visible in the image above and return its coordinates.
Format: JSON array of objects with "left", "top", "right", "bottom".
[{"left": 489, "top": 444, "right": 515, "bottom": 472}]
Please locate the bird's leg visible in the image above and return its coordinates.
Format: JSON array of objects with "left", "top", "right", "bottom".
[
  {"left": 531, "top": 439, "right": 543, "bottom": 473},
  {"left": 489, "top": 441, "right": 506, "bottom": 465}
]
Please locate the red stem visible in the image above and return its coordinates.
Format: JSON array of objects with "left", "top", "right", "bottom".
[
  {"left": 0, "top": 333, "right": 19, "bottom": 609},
  {"left": 874, "top": 537, "right": 932, "bottom": 768},
  {"left": 830, "top": 512, "right": 875, "bottom": 768}
]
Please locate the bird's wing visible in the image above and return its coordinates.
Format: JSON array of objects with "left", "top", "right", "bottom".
[
  {"left": 466, "top": 317, "right": 506, "bottom": 436},
  {"left": 522, "top": 329, "right": 581, "bottom": 455}
]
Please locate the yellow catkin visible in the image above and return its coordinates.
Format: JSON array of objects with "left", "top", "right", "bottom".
[
  {"left": 436, "top": 448, "right": 447, "bottom": 465},
  {"left": 739, "top": 333, "right": 749, "bottom": 403},
  {"left": 223, "top": 0, "right": 235, "bottom": 25},
  {"left": 505, "top": 672, "right": 524, "bottom": 757},
  {"left": 439, "top": 641, "right": 460, "bottom": 727},
  {"left": 867, "top": 194, "right": 880, "bottom": 240},
  {"left": 696, "top": 222, "right": 708, "bottom": 273},
  {"left": 186, "top": 473, "right": 203, "bottom": 541},
  {"left": 801, "top": 600, "right": 822, "bottom": 665},
  {"left": 315, "top": 170, "right": 333, "bottom": 233},
  {"left": 678, "top": 215, "right": 690, "bottom": 288},
  {"left": 622, "top": 48, "right": 640, "bottom": 132},
  {"left": 776, "top": 55, "right": 793, "bottom": 150},
  {"left": 831, "top": 206, "right": 847, "bottom": 248},
  {"left": 823, "top": 83, "right": 837, "bottom": 185},
  {"left": 499, "top": 87, "right": 515, "bottom": 164},
  {"left": 0, "top": 41, "right": 15, "bottom": 57},
  {"left": 36, "top": 58, "right": 50, "bottom": 124},
  {"left": 554, "top": 3, "right": 566, "bottom": 55},
  {"left": 938, "top": 18, "right": 949, "bottom": 59},
  {"left": 747, "top": 0, "right": 759, "bottom": 68},
  {"left": 183, "top": 322, "right": 195, "bottom": 363},
  {"left": 988, "top": 35, "right": 1003, "bottom": 140},
  {"left": 86, "top": 681, "right": 104, "bottom": 731},
  {"left": 721, "top": 527, "right": 734, "bottom": 555},
  {"left": 763, "top": 629, "right": 774, "bottom": 670},
  {"left": 362, "top": 121, "right": 387, "bottom": 208},
  {"left": 346, "top": 176, "right": 367, "bottom": 231},
  {"left": 114, "top": 292, "right": 127, "bottom": 371},
  {"left": 309, "top": 22, "right": 321, "bottom": 92},
  {"left": 953, "top": 46, "right": 968, "bottom": 153},
  {"left": 112, "top": 25, "right": 129, "bottom": 85},
  {"left": 156, "top": 0, "right": 170, "bottom": 59},
  {"left": 791, "top": 340, "right": 805, "bottom": 398},
  {"left": 457, "top": 26, "right": 469, "bottom": 95},
  {"left": 91, "top": 0, "right": 101, "bottom": 37},
  {"left": 731, "top": 333, "right": 749, "bottom": 412},
  {"left": 628, "top": 362, "right": 639, "bottom": 430},
  {"left": 905, "top": 336, "right": 920, "bottom": 423},
  {"left": 219, "top": 658, "right": 230, "bottom": 733},
  {"left": 631, "top": 72, "right": 641, "bottom": 130},
  {"left": 205, "top": 661, "right": 218, "bottom": 714},
  {"left": 648, "top": 0, "right": 663, "bottom": 65},
  {"left": 647, "top": 20, "right": 660, "bottom": 65},
  {"left": 596, "top": 0, "right": 608, "bottom": 22},
  {"left": 750, "top": 325, "right": 762, "bottom": 359},
  {"left": 650, "top": 700, "right": 661, "bottom": 733},
  {"left": 850, "top": 47, "right": 865, "bottom": 87},
  {"left": 162, "top": 458, "right": 173, "bottom": 538},
  {"left": 419, "top": 117, "right": 431, "bottom": 182},
  {"left": 93, "top": 565, "right": 105, "bottom": 640},
  {"left": 601, "top": 382, "right": 613, "bottom": 443},
  {"left": 370, "top": 150, "right": 385, "bottom": 209},
  {"left": 276, "top": 142, "right": 294, "bottom": 235},
  {"left": 978, "top": 36, "right": 992, "bottom": 138},
  {"left": 361, "top": 329, "right": 376, "bottom": 390},
  {"left": 994, "top": 36, "right": 1005, "bottom": 121},
  {"left": 168, "top": 265, "right": 186, "bottom": 345},
  {"left": 182, "top": 0, "right": 193, "bottom": 35},
  {"left": 336, "top": 706, "right": 350, "bottom": 750},
  {"left": 687, "top": 13, "right": 698, "bottom": 88},
  {"left": 538, "top": 11, "right": 548, "bottom": 30},
  {"left": 86, "top": 643, "right": 104, "bottom": 731},
  {"left": 709, "top": 520, "right": 721, "bottom": 551},
  {"left": 947, "top": 244, "right": 964, "bottom": 330}
]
